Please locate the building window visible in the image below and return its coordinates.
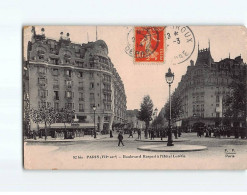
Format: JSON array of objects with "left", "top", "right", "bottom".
[
  {"left": 66, "top": 80, "right": 72, "bottom": 88},
  {"left": 90, "top": 73, "right": 94, "bottom": 78},
  {"left": 54, "top": 91, "right": 59, "bottom": 100},
  {"left": 54, "top": 102, "right": 59, "bottom": 110},
  {"left": 216, "top": 95, "right": 220, "bottom": 103},
  {"left": 90, "top": 83, "right": 94, "bottom": 89},
  {"left": 39, "top": 90, "right": 47, "bottom": 98},
  {"left": 90, "top": 93, "right": 95, "bottom": 101},
  {"left": 216, "top": 104, "right": 219, "bottom": 107},
  {"left": 216, "top": 113, "right": 220, "bottom": 118},
  {"left": 79, "top": 93, "right": 84, "bottom": 101},
  {"left": 66, "top": 103, "right": 73, "bottom": 110},
  {"left": 53, "top": 79, "right": 58, "bottom": 85},
  {"left": 65, "top": 70, "right": 72, "bottom": 77},
  {"left": 38, "top": 78, "right": 46, "bottom": 85},
  {"left": 65, "top": 91, "right": 72, "bottom": 98},
  {"left": 79, "top": 104, "right": 84, "bottom": 112},
  {"left": 39, "top": 101, "right": 46, "bottom": 108},
  {"left": 79, "top": 72, "right": 83, "bottom": 77},
  {"left": 39, "top": 67, "right": 46, "bottom": 74},
  {"left": 53, "top": 68, "right": 58, "bottom": 76}
]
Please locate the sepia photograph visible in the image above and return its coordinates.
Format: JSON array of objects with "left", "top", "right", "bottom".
[{"left": 23, "top": 25, "right": 247, "bottom": 170}]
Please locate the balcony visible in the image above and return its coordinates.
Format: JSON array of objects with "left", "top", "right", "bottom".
[
  {"left": 65, "top": 85, "right": 72, "bottom": 89},
  {"left": 103, "top": 99, "right": 112, "bottom": 103},
  {"left": 39, "top": 95, "right": 47, "bottom": 100},
  {"left": 38, "top": 83, "right": 47, "bottom": 89},
  {"left": 54, "top": 96, "right": 59, "bottom": 101},
  {"left": 38, "top": 71, "right": 46, "bottom": 76},
  {"left": 65, "top": 96, "right": 72, "bottom": 102},
  {"left": 103, "top": 89, "right": 112, "bottom": 93}
]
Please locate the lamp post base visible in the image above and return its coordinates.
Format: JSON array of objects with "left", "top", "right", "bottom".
[{"left": 167, "top": 142, "right": 174, "bottom": 146}]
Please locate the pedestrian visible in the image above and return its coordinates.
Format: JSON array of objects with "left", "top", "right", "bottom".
[
  {"left": 118, "top": 132, "right": 124, "bottom": 146},
  {"left": 137, "top": 129, "right": 141, "bottom": 140},
  {"left": 151, "top": 129, "right": 155, "bottom": 140},
  {"left": 128, "top": 129, "right": 133, "bottom": 138},
  {"left": 110, "top": 130, "right": 113, "bottom": 138},
  {"left": 33, "top": 131, "right": 37, "bottom": 140},
  {"left": 209, "top": 127, "right": 212, "bottom": 137},
  {"left": 160, "top": 128, "right": 163, "bottom": 140},
  {"left": 174, "top": 127, "right": 178, "bottom": 139},
  {"left": 148, "top": 129, "right": 151, "bottom": 138}
]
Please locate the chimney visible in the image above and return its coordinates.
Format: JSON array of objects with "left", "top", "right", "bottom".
[{"left": 190, "top": 60, "right": 194, "bottom": 66}]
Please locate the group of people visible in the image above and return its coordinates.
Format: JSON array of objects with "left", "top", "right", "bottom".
[
  {"left": 196, "top": 126, "right": 247, "bottom": 139},
  {"left": 147, "top": 127, "right": 182, "bottom": 140}
]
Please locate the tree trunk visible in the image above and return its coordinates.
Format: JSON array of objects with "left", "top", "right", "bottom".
[
  {"left": 64, "top": 122, "right": 67, "bottom": 139},
  {"left": 45, "top": 121, "right": 47, "bottom": 141},
  {"left": 145, "top": 121, "right": 149, "bottom": 139},
  {"left": 37, "top": 123, "right": 41, "bottom": 138}
]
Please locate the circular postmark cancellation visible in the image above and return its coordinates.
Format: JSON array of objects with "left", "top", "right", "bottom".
[
  {"left": 125, "top": 27, "right": 135, "bottom": 57},
  {"left": 165, "top": 26, "right": 195, "bottom": 65}
]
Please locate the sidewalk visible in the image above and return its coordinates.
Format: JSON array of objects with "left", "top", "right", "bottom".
[{"left": 24, "top": 134, "right": 110, "bottom": 143}]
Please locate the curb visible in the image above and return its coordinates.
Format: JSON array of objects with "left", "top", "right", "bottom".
[
  {"left": 135, "top": 138, "right": 189, "bottom": 142},
  {"left": 137, "top": 144, "right": 208, "bottom": 152}
]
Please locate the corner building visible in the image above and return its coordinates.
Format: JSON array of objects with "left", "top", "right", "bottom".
[
  {"left": 26, "top": 27, "right": 127, "bottom": 133},
  {"left": 175, "top": 44, "right": 247, "bottom": 128}
]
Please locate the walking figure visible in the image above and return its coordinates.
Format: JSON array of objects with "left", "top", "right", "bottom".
[
  {"left": 118, "top": 132, "right": 124, "bottom": 146},
  {"left": 128, "top": 129, "right": 133, "bottom": 138},
  {"left": 137, "top": 129, "right": 141, "bottom": 140},
  {"left": 151, "top": 129, "right": 155, "bottom": 140}
]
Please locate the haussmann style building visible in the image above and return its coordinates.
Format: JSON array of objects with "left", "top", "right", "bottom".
[
  {"left": 23, "top": 27, "right": 127, "bottom": 135},
  {"left": 173, "top": 42, "right": 247, "bottom": 128}
]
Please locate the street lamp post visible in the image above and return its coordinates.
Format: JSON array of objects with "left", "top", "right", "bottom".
[
  {"left": 165, "top": 68, "right": 175, "bottom": 146},
  {"left": 154, "top": 108, "right": 158, "bottom": 135},
  {"left": 93, "top": 105, "right": 96, "bottom": 138}
]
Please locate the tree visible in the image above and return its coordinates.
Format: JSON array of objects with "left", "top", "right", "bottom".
[
  {"left": 137, "top": 95, "right": 154, "bottom": 138},
  {"left": 164, "top": 91, "right": 183, "bottom": 124},
  {"left": 224, "top": 73, "right": 247, "bottom": 124},
  {"left": 152, "top": 112, "right": 165, "bottom": 128},
  {"left": 33, "top": 105, "right": 59, "bottom": 140},
  {"left": 23, "top": 94, "right": 31, "bottom": 137},
  {"left": 30, "top": 108, "right": 42, "bottom": 138},
  {"left": 59, "top": 108, "right": 75, "bottom": 139}
]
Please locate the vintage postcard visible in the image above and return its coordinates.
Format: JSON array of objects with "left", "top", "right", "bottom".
[{"left": 23, "top": 26, "right": 247, "bottom": 169}]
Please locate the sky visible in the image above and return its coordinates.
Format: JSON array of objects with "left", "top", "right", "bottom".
[{"left": 23, "top": 26, "right": 247, "bottom": 113}]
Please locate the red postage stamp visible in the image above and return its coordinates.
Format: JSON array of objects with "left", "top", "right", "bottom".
[{"left": 134, "top": 26, "right": 165, "bottom": 63}]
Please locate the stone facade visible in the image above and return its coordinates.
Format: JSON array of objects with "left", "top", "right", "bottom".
[
  {"left": 25, "top": 27, "right": 127, "bottom": 132},
  {"left": 174, "top": 43, "right": 247, "bottom": 127},
  {"left": 126, "top": 109, "right": 146, "bottom": 130}
]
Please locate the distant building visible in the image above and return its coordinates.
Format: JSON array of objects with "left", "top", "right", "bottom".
[
  {"left": 126, "top": 109, "right": 145, "bottom": 130},
  {"left": 24, "top": 27, "right": 127, "bottom": 133},
  {"left": 174, "top": 43, "right": 247, "bottom": 127}
]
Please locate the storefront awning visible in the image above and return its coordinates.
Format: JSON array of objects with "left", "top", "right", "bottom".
[{"left": 39, "top": 123, "right": 96, "bottom": 129}]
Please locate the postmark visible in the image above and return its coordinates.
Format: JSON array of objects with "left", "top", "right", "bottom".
[
  {"left": 165, "top": 26, "right": 195, "bottom": 65},
  {"left": 125, "top": 27, "right": 135, "bottom": 57},
  {"left": 134, "top": 26, "right": 165, "bottom": 63}
]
